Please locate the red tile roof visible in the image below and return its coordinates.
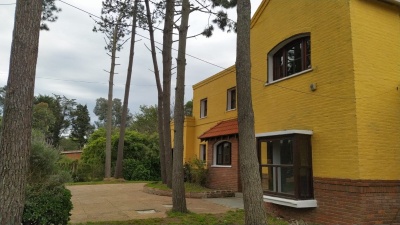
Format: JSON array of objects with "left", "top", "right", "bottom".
[{"left": 198, "top": 119, "right": 238, "bottom": 140}]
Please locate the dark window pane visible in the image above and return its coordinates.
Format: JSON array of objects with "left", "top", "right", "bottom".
[
  {"left": 216, "top": 142, "right": 231, "bottom": 165},
  {"left": 231, "top": 89, "right": 236, "bottom": 109},
  {"left": 280, "top": 166, "right": 294, "bottom": 195},
  {"left": 299, "top": 167, "right": 312, "bottom": 198},
  {"left": 280, "top": 139, "right": 293, "bottom": 165},
  {"left": 272, "top": 36, "right": 311, "bottom": 81}
]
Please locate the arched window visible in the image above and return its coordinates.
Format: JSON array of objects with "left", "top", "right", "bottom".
[
  {"left": 214, "top": 141, "right": 231, "bottom": 166},
  {"left": 268, "top": 34, "right": 311, "bottom": 83}
]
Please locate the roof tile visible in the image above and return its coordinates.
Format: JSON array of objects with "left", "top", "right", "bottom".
[{"left": 198, "top": 119, "right": 238, "bottom": 140}]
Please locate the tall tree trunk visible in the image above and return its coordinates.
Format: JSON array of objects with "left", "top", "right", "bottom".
[
  {"left": 0, "top": 0, "right": 42, "bottom": 223},
  {"left": 236, "top": 0, "right": 267, "bottom": 224},
  {"left": 105, "top": 24, "right": 119, "bottom": 178},
  {"left": 144, "top": 0, "right": 166, "bottom": 183},
  {"left": 162, "top": 0, "right": 175, "bottom": 188},
  {"left": 114, "top": 0, "right": 139, "bottom": 179},
  {"left": 172, "top": 0, "right": 190, "bottom": 213}
]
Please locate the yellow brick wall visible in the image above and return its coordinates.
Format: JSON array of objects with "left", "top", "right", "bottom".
[
  {"left": 179, "top": 0, "right": 399, "bottom": 180},
  {"left": 250, "top": 0, "right": 360, "bottom": 179},
  {"left": 189, "top": 67, "right": 238, "bottom": 164},
  {"left": 350, "top": 0, "right": 400, "bottom": 179}
]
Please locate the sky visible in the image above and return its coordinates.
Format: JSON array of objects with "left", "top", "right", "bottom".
[{"left": 0, "top": 0, "right": 262, "bottom": 122}]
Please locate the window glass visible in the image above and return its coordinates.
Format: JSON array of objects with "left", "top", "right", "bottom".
[
  {"left": 199, "top": 144, "right": 206, "bottom": 161},
  {"left": 227, "top": 88, "right": 236, "bottom": 110},
  {"left": 200, "top": 98, "right": 207, "bottom": 118},
  {"left": 215, "top": 141, "right": 231, "bottom": 165},
  {"left": 271, "top": 36, "right": 311, "bottom": 82},
  {"left": 258, "top": 134, "right": 313, "bottom": 199}
]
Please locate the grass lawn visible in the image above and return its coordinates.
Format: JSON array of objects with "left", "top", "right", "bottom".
[
  {"left": 71, "top": 209, "right": 289, "bottom": 225},
  {"left": 145, "top": 181, "right": 212, "bottom": 193},
  {"left": 68, "top": 181, "right": 291, "bottom": 224},
  {"left": 66, "top": 179, "right": 150, "bottom": 186}
]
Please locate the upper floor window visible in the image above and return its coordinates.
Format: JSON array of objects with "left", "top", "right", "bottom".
[
  {"left": 268, "top": 35, "right": 311, "bottom": 83},
  {"left": 214, "top": 141, "right": 231, "bottom": 166},
  {"left": 227, "top": 87, "right": 236, "bottom": 111},
  {"left": 200, "top": 98, "right": 207, "bottom": 118}
]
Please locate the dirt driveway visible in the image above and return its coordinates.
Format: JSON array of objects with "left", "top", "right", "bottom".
[{"left": 68, "top": 183, "right": 240, "bottom": 224}]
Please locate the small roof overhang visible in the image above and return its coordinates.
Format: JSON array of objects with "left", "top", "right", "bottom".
[{"left": 198, "top": 119, "right": 238, "bottom": 141}]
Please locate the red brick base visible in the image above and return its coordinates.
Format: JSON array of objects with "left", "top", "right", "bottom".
[
  {"left": 206, "top": 137, "right": 241, "bottom": 192},
  {"left": 264, "top": 177, "right": 400, "bottom": 225}
]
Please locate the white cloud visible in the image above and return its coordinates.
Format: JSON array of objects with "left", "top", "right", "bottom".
[{"left": 0, "top": 0, "right": 262, "bottom": 122}]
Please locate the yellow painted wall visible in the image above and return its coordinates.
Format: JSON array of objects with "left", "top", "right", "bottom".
[
  {"left": 171, "top": 117, "right": 196, "bottom": 162},
  {"left": 350, "top": 0, "right": 400, "bottom": 179},
  {"left": 180, "top": 0, "right": 400, "bottom": 180},
  {"left": 190, "top": 67, "right": 238, "bottom": 164},
  {"left": 250, "top": 0, "right": 359, "bottom": 179}
]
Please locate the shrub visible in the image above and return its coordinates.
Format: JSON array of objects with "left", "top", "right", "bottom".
[
  {"left": 123, "top": 158, "right": 160, "bottom": 181},
  {"left": 184, "top": 158, "right": 208, "bottom": 186},
  {"left": 22, "top": 130, "right": 73, "bottom": 224},
  {"left": 80, "top": 129, "right": 160, "bottom": 181},
  {"left": 23, "top": 182, "right": 72, "bottom": 225},
  {"left": 72, "top": 161, "right": 104, "bottom": 182}
]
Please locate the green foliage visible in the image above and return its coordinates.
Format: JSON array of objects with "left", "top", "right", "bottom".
[
  {"left": 130, "top": 104, "right": 158, "bottom": 134},
  {"left": 23, "top": 130, "right": 73, "bottom": 224},
  {"left": 70, "top": 104, "right": 94, "bottom": 148},
  {"left": 72, "top": 161, "right": 104, "bottom": 182},
  {"left": 0, "top": 85, "right": 5, "bottom": 115},
  {"left": 41, "top": 0, "right": 61, "bottom": 31},
  {"left": 184, "top": 100, "right": 193, "bottom": 116},
  {"left": 123, "top": 159, "right": 159, "bottom": 181},
  {"left": 184, "top": 158, "right": 208, "bottom": 186},
  {"left": 79, "top": 129, "right": 160, "bottom": 181},
  {"left": 146, "top": 181, "right": 211, "bottom": 193},
  {"left": 58, "top": 137, "right": 80, "bottom": 151},
  {"left": 28, "top": 130, "right": 71, "bottom": 183},
  {"left": 34, "top": 94, "right": 77, "bottom": 147},
  {"left": 93, "top": 98, "right": 133, "bottom": 128},
  {"left": 32, "top": 102, "right": 56, "bottom": 137},
  {"left": 23, "top": 183, "right": 72, "bottom": 225}
]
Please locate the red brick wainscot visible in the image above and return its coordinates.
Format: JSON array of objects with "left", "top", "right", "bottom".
[
  {"left": 206, "top": 137, "right": 241, "bottom": 192},
  {"left": 264, "top": 178, "right": 400, "bottom": 225}
]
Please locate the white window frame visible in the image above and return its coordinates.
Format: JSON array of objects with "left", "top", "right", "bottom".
[
  {"left": 227, "top": 87, "right": 236, "bottom": 111},
  {"left": 212, "top": 140, "right": 232, "bottom": 167},
  {"left": 200, "top": 98, "right": 207, "bottom": 118},
  {"left": 267, "top": 33, "right": 312, "bottom": 84}
]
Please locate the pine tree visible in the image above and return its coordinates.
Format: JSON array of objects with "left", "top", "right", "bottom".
[
  {"left": 70, "top": 104, "right": 93, "bottom": 148},
  {"left": 0, "top": 0, "right": 42, "bottom": 223}
]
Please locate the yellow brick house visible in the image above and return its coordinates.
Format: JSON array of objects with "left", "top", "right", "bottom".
[{"left": 175, "top": 0, "right": 400, "bottom": 223}]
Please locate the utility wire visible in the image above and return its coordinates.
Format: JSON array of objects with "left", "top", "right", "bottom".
[
  {"left": 58, "top": 0, "right": 227, "bottom": 70},
  {"left": 1, "top": 0, "right": 391, "bottom": 101}
]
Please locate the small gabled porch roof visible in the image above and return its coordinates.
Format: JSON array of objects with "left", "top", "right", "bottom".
[{"left": 198, "top": 119, "right": 238, "bottom": 141}]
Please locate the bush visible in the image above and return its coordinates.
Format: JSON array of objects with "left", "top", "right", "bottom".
[
  {"left": 23, "top": 183, "right": 72, "bottom": 225},
  {"left": 184, "top": 158, "right": 208, "bottom": 186},
  {"left": 123, "top": 158, "right": 160, "bottom": 181},
  {"left": 22, "top": 130, "right": 73, "bottom": 224},
  {"left": 80, "top": 129, "right": 160, "bottom": 181},
  {"left": 72, "top": 161, "right": 104, "bottom": 182}
]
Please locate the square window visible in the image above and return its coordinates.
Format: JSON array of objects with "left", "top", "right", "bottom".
[
  {"left": 227, "top": 87, "right": 236, "bottom": 111},
  {"left": 200, "top": 98, "right": 207, "bottom": 118}
]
